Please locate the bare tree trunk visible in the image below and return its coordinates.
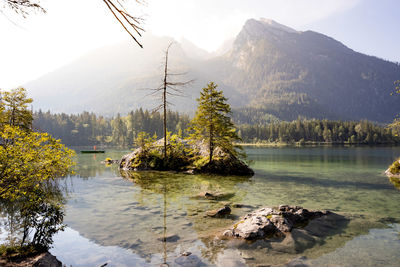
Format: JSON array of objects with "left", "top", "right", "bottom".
[
  {"left": 147, "top": 43, "right": 192, "bottom": 163},
  {"left": 10, "top": 107, "right": 15, "bottom": 126},
  {"left": 209, "top": 95, "right": 213, "bottom": 164},
  {"left": 209, "top": 124, "right": 213, "bottom": 163},
  {"left": 163, "top": 46, "right": 169, "bottom": 160}
]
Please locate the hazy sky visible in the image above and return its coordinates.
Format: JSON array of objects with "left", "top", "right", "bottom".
[{"left": 0, "top": 0, "right": 399, "bottom": 89}]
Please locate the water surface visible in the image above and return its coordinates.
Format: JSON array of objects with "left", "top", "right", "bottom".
[{"left": 48, "top": 146, "right": 400, "bottom": 266}]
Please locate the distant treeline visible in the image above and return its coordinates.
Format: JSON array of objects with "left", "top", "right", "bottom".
[
  {"left": 33, "top": 109, "right": 190, "bottom": 147},
  {"left": 238, "top": 119, "right": 400, "bottom": 144},
  {"left": 34, "top": 110, "right": 400, "bottom": 146}
]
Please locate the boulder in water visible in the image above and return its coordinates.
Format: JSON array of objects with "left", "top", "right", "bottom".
[
  {"left": 223, "top": 205, "right": 331, "bottom": 240},
  {"left": 206, "top": 206, "right": 232, "bottom": 218}
]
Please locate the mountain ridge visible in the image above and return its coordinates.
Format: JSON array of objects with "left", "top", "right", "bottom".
[{"left": 25, "top": 18, "right": 400, "bottom": 122}]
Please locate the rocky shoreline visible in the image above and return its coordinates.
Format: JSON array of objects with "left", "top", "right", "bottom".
[{"left": 0, "top": 252, "right": 61, "bottom": 267}]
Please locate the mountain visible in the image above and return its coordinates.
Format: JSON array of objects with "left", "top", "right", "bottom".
[
  {"left": 209, "top": 18, "right": 400, "bottom": 122},
  {"left": 25, "top": 19, "right": 400, "bottom": 122},
  {"left": 25, "top": 34, "right": 196, "bottom": 114},
  {"left": 180, "top": 37, "right": 211, "bottom": 60}
]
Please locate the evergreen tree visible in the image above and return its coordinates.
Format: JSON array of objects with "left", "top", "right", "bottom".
[
  {"left": 189, "top": 82, "right": 242, "bottom": 163},
  {"left": 111, "top": 113, "right": 127, "bottom": 147}
]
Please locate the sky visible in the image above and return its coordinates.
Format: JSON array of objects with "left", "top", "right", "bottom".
[{"left": 0, "top": 0, "right": 399, "bottom": 89}]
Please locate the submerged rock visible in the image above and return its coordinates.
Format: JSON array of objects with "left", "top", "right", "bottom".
[
  {"left": 206, "top": 206, "right": 232, "bottom": 217},
  {"left": 232, "top": 204, "right": 256, "bottom": 209},
  {"left": 285, "top": 256, "right": 309, "bottom": 267},
  {"left": 223, "top": 205, "right": 330, "bottom": 240},
  {"left": 157, "top": 234, "right": 180, "bottom": 243},
  {"left": 175, "top": 253, "right": 204, "bottom": 267},
  {"left": 101, "top": 158, "right": 119, "bottom": 164},
  {"left": 196, "top": 191, "right": 235, "bottom": 200}
]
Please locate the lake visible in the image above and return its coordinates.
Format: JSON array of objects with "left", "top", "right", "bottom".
[{"left": 24, "top": 147, "right": 400, "bottom": 266}]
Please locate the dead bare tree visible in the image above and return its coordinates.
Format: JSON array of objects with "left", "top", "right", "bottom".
[
  {"left": 147, "top": 43, "right": 193, "bottom": 160},
  {"left": 2, "top": 0, "right": 144, "bottom": 47}
]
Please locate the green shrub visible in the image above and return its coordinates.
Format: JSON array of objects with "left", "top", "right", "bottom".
[
  {"left": 389, "top": 158, "right": 400, "bottom": 174},
  {"left": 148, "top": 151, "right": 164, "bottom": 169}
]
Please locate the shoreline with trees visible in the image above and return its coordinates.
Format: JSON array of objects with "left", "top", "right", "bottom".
[{"left": 33, "top": 111, "right": 400, "bottom": 148}]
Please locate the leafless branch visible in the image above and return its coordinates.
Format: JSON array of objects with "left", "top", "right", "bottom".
[
  {"left": 102, "top": 0, "right": 144, "bottom": 48},
  {"left": 167, "top": 71, "right": 189, "bottom": 76},
  {"left": 3, "top": 1, "right": 145, "bottom": 47}
]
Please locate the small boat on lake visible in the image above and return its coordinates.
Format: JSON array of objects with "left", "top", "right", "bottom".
[
  {"left": 80, "top": 146, "right": 104, "bottom": 153},
  {"left": 80, "top": 150, "right": 105, "bottom": 154}
]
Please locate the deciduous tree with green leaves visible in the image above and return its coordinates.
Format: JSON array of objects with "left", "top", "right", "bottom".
[
  {"left": 189, "top": 82, "right": 242, "bottom": 163},
  {"left": 0, "top": 88, "right": 74, "bottom": 255},
  {"left": 0, "top": 87, "right": 75, "bottom": 202},
  {"left": 1, "top": 87, "right": 33, "bottom": 130},
  {"left": 0, "top": 125, "right": 75, "bottom": 201}
]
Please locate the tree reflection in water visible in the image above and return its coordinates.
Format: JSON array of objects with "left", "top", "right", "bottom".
[
  {"left": 119, "top": 170, "right": 250, "bottom": 264},
  {"left": 0, "top": 180, "right": 67, "bottom": 254},
  {"left": 389, "top": 176, "right": 400, "bottom": 190}
]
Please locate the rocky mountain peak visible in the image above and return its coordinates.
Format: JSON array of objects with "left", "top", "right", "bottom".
[
  {"left": 240, "top": 18, "right": 299, "bottom": 37},
  {"left": 259, "top": 18, "right": 299, "bottom": 33},
  {"left": 231, "top": 18, "right": 300, "bottom": 54}
]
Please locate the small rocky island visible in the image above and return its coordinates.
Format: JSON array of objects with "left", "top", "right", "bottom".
[{"left": 119, "top": 138, "right": 254, "bottom": 176}]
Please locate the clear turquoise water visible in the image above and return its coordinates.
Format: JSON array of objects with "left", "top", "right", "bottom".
[{"left": 47, "top": 146, "right": 400, "bottom": 266}]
